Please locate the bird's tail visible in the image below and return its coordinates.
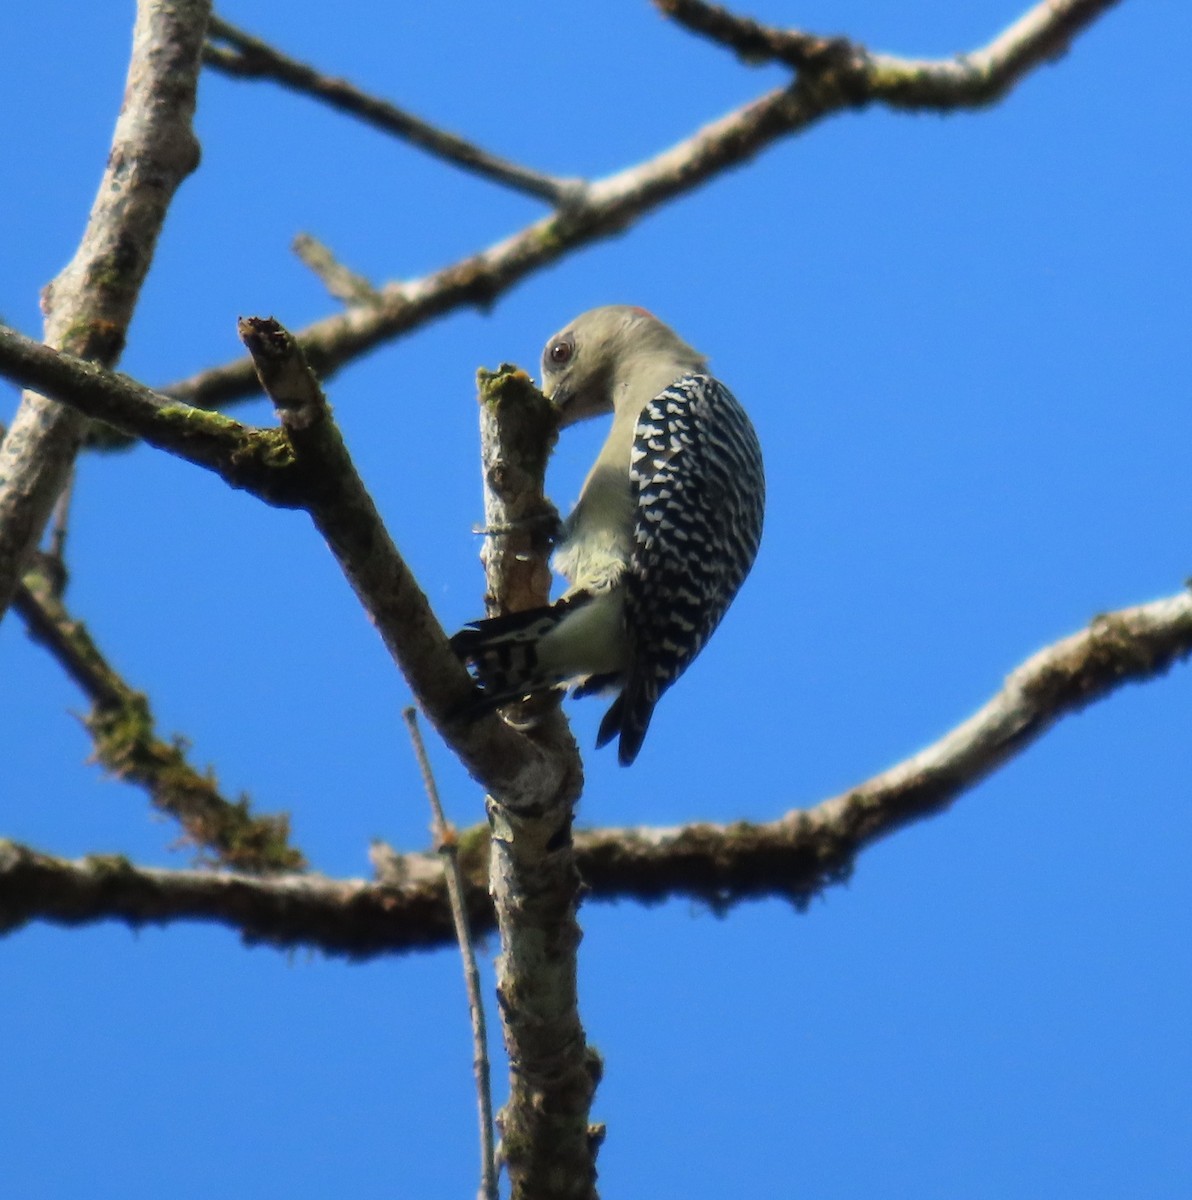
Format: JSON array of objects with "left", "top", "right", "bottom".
[
  {"left": 595, "top": 675, "right": 657, "bottom": 766},
  {"left": 450, "top": 593, "right": 591, "bottom": 712}
]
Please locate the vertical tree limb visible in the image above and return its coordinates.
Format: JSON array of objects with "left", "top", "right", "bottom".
[
  {"left": 0, "top": 0, "right": 208, "bottom": 622},
  {"left": 472, "top": 367, "right": 600, "bottom": 1200}
]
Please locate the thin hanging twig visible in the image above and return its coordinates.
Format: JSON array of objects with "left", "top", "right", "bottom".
[
  {"left": 402, "top": 707, "right": 498, "bottom": 1200},
  {"left": 46, "top": 466, "right": 76, "bottom": 593}
]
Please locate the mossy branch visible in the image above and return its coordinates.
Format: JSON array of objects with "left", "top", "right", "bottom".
[
  {"left": 0, "top": 322, "right": 308, "bottom": 505},
  {"left": 15, "top": 567, "right": 304, "bottom": 872},
  {"left": 5, "top": 589, "right": 1189, "bottom": 950}
]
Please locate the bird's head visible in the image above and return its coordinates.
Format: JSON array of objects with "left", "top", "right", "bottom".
[{"left": 541, "top": 305, "right": 706, "bottom": 429}]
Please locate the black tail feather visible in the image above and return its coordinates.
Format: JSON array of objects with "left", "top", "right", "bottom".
[
  {"left": 450, "top": 594, "right": 596, "bottom": 713},
  {"left": 597, "top": 682, "right": 655, "bottom": 766},
  {"left": 450, "top": 604, "right": 557, "bottom": 657}
]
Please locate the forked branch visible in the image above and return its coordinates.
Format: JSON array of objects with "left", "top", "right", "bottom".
[{"left": 155, "top": 0, "right": 1121, "bottom": 417}]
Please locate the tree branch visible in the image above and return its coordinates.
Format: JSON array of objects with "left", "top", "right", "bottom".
[
  {"left": 0, "top": 839, "right": 471, "bottom": 955},
  {"left": 204, "top": 15, "right": 583, "bottom": 205},
  {"left": 4, "top": 589, "right": 1188, "bottom": 951},
  {"left": 467, "top": 367, "right": 598, "bottom": 1200},
  {"left": 0, "top": 0, "right": 208, "bottom": 620},
  {"left": 0, "top": 323, "right": 307, "bottom": 504},
  {"left": 0, "top": 319, "right": 571, "bottom": 797},
  {"left": 656, "top": 0, "right": 1124, "bottom": 108},
  {"left": 232, "top": 317, "right": 575, "bottom": 802},
  {"left": 149, "top": 0, "right": 1121, "bottom": 420},
  {"left": 13, "top": 564, "right": 304, "bottom": 872},
  {"left": 474, "top": 366, "right": 561, "bottom": 618}
]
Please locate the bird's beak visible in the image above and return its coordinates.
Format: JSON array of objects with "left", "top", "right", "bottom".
[{"left": 549, "top": 382, "right": 580, "bottom": 427}]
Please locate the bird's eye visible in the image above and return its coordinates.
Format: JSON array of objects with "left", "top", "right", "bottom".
[{"left": 548, "top": 338, "right": 573, "bottom": 365}]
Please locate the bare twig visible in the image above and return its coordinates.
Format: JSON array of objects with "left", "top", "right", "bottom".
[
  {"left": 655, "top": 0, "right": 856, "bottom": 69},
  {"left": 292, "top": 233, "right": 383, "bottom": 306},
  {"left": 0, "top": 0, "right": 208, "bottom": 620},
  {"left": 153, "top": 0, "right": 1120, "bottom": 418},
  {"left": 46, "top": 467, "right": 76, "bottom": 590},
  {"left": 13, "top": 566, "right": 304, "bottom": 872},
  {"left": 5, "top": 588, "right": 1189, "bottom": 952},
  {"left": 403, "top": 708, "right": 497, "bottom": 1200},
  {"left": 204, "top": 15, "right": 582, "bottom": 205}
]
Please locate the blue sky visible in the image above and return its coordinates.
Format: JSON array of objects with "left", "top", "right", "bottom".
[{"left": 3, "top": 2, "right": 1191, "bottom": 1196}]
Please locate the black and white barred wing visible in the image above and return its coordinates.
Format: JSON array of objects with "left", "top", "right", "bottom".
[{"left": 597, "top": 372, "right": 765, "bottom": 763}]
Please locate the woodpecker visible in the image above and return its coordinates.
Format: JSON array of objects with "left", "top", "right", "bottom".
[{"left": 452, "top": 306, "right": 765, "bottom": 765}]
